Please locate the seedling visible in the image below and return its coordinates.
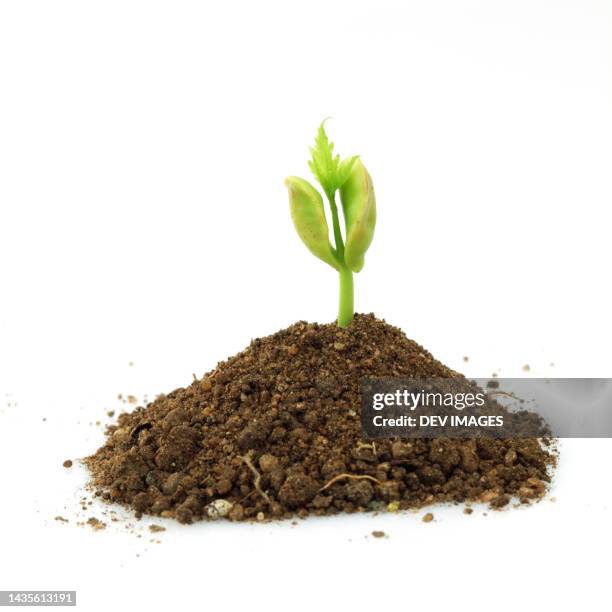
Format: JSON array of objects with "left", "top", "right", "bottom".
[{"left": 285, "top": 121, "right": 376, "bottom": 327}]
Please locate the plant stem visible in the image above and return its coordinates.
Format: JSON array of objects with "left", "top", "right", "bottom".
[
  {"left": 326, "top": 190, "right": 345, "bottom": 259},
  {"left": 338, "top": 264, "right": 354, "bottom": 327},
  {"left": 325, "top": 190, "right": 355, "bottom": 327}
]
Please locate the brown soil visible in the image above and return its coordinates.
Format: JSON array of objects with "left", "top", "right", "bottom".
[
  {"left": 85, "top": 314, "right": 556, "bottom": 524},
  {"left": 86, "top": 517, "right": 106, "bottom": 531}
]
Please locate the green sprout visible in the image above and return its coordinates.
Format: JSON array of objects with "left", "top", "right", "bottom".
[{"left": 285, "top": 121, "right": 376, "bottom": 327}]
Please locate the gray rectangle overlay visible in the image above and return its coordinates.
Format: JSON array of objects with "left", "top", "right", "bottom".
[
  {"left": 361, "top": 378, "right": 612, "bottom": 438},
  {"left": 0, "top": 592, "right": 76, "bottom": 607}
]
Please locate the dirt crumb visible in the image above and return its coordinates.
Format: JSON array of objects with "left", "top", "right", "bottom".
[
  {"left": 422, "top": 512, "right": 434, "bottom": 523},
  {"left": 87, "top": 517, "right": 106, "bottom": 531},
  {"left": 63, "top": 460, "right": 73, "bottom": 468},
  {"left": 371, "top": 530, "right": 386, "bottom": 538},
  {"left": 148, "top": 524, "right": 166, "bottom": 533},
  {"left": 54, "top": 516, "right": 68, "bottom": 523}
]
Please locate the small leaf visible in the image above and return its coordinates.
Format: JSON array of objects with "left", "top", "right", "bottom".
[
  {"left": 339, "top": 159, "right": 376, "bottom": 272},
  {"left": 285, "top": 176, "right": 339, "bottom": 270},
  {"left": 308, "top": 120, "right": 358, "bottom": 196},
  {"left": 337, "top": 155, "right": 359, "bottom": 188}
]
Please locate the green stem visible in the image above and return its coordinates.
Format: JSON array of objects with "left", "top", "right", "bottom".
[
  {"left": 326, "top": 190, "right": 345, "bottom": 259},
  {"left": 326, "top": 191, "right": 354, "bottom": 327},
  {"left": 338, "top": 265, "right": 354, "bottom": 327}
]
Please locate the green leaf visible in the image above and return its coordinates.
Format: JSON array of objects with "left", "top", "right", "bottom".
[
  {"left": 337, "top": 155, "right": 359, "bottom": 188},
  {"left": 285, "top": 176, "right": 340, "bottom": 270},
  {"left": 339, "top": 159, "right": 376, "bottom": 272},
  {"left": 308, "top": 120, "right": 359, "bottom": 197}
]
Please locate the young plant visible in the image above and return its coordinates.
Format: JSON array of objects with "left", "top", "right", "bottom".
[{"left": 285, "top": 121, "right": 376, "bottom": 327}]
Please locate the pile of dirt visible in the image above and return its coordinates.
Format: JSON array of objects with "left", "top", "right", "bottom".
[{"left": 86, "top": 314, "right": 556, "bottom": 523}]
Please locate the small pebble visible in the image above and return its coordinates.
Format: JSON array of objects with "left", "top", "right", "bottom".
[
  {"left": 206, "top": 499, "right": 233, "bottom": 519},
  {"left": 371, "top": 530, "right": 386, "bottom": 538},
  {"left": 63, "top": 460, "right": 73, "bottom": 468},
  {"left": 504, "top": 449, "right": 517, "bottom": 466},
  {"left": 259, "top": 453, "right": 279, "bottom": 473},
  {"left": 216, "top": 478, "right": 232, "bottom": 495},
  {"left": 480, "top": 490, "right": 499, "bottom": 503},
  {"left": 422, "top": 512, "right": 434, "bottom": 523},
  {"left": 228, "top": 504, "right": 245, "bottom": 521}
]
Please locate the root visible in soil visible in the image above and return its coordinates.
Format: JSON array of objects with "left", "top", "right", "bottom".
[
  {"left": 85, "top": 314, "right": 557, "bottom": 523},
  {"left": 240, "top": 454, "right": 271, "bottom": 505},
  {"left": 319, "top": 473, "right": 381, "bottom": 492}
]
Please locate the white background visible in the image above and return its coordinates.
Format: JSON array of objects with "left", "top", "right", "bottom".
[{"left": 1, "top": 1, "right": 610, "bottom": 610}]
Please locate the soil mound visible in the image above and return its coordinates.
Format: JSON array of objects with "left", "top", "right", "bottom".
[{"left": 86, "top": 314, "right": 556, "bottom": 523}]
